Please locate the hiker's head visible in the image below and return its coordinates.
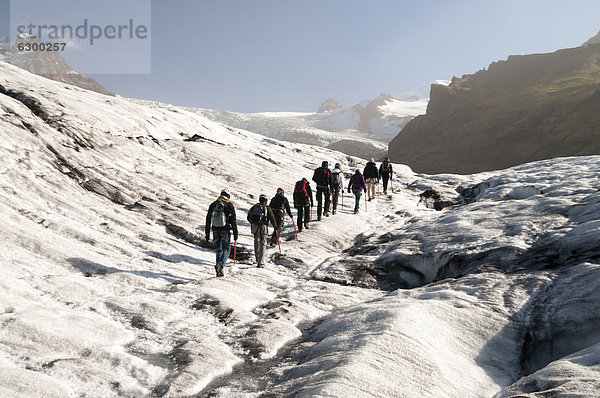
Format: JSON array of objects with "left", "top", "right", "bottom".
[
  {"left": 322, "top": 161, "right": 328, "bottom": 168},
  {"left": 355, "top": 169, "right": 361, "bottom": 174},
  {"left": 370, "top": 158, "right": 375, "bottom": 163},
  {"left": 334, "top": 163, "right": 341, "bottom": 169},
  {"left": 220, "top": 189, "right": 230, "bottom": 198},
  {"left": 277, "top": 187, "right": 284, "bottom": 196},
  {"left": 259, "top": 194, "right": 268, "bottom": 204}
]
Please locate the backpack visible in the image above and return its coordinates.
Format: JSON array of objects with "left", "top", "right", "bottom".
[
  {"left": 313, "top": 168, "right": 330, "bottom": 186},
  {"left": 248, "top": 204, "right": 266, "bottom": 224},
  {"left": 211, "top": 202, "right": 228, "bottom": 228},
  {"left": 294, "top": 180, "right": 309, "bottom": 201},
  {"left": 332, "top": 171, "right": 342, "bottom": 189},
  {"left": 381, "top": 162, "right": 390, "bottom": 173}
]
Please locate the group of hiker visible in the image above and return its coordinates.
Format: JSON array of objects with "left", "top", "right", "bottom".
[{"left": 205, "top": 157, "right": 394, "bottom": 277}]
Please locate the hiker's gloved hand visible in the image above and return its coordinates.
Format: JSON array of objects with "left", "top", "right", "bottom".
[{"left": 233, "top": 232, "right": 238, "bottom": 241}]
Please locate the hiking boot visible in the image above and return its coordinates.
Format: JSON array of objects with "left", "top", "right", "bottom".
[
  {"left": 317, "top": 216, "right": 321, "bottom": 221},
  {"left": 269, "top": 242, "right": 277, "bottom": 247},
  {"left": 304, "top": 223, "right": 310, "bottom": 229},
  {"left": 354, "top": 210, "right": 359, "bottom": 214},
  {"left": 257, "top": 263, "right": 265, "bottom": 268},
  {"left": 324, "top": 212, "right": 329, "bottom": 217},
  {"left": 215, "top": 265, "right": 224, "bottom": 277},
  {"left": 332, "top": 210, "right": 336, "bottom": 215},
  {"left": 368, "top": 198, "right": 372, "bottom": 202}
]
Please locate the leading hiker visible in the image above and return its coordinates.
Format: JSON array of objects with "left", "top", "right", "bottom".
[
  {"left": 312, "top": 161, "right": 333, "bottom": 220},
  {"left": 247, "top": 194, "right": 278, "bottom": 268},
  {"left": 379, "top": 157, "right": 394, "bottom": 194},
  {"left": 205, "top": 189, "right": 238, "bottom": 277},
  {"left": 269, "top": 188, "right": 293, "bottom": 247}
]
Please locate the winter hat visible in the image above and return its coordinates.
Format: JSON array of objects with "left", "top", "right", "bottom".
[
  {"left": 277, "top": 187, "right": 284, "bottom": 195},
  {"left": 220, "top": 189, "right": 230, "bottom": 198},
  {"left": 370, "top": 158, "right": 375, "bottom": 162},
  {"left": 334, "top": 163, "right": 341, "bottom": 169},
  {"left": 322, "top": 161, "right": 329, "bottom": 168},
  {"left": 355, "top": 169, "right": 361, "bottom": 174},
  {"left": 259, "top": 193, "right": 268, "bottom": 202}
]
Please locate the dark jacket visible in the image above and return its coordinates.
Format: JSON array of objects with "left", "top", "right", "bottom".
[
  {"left": 269, "top": 194, "right": 293, "bottom": 219},
  {"left": 312, "top": 167, "right": 334, "bottom": 190},
  {"left": 363, "top": 162, "right": 379, "bottom": 180},
  {"left": 379, "top": 161, "right": 393, "bottom": 178},
  {"left": 206, "top": 195, "right": 238, "bottom": 240},
  {"left": 293, "top": 179, "right": 314, "bottom": 208},
  {"left": 247, "top": 203, "right": 278, "bottom": 229},
  {"left": 348, "top": 173, "right": 367, "bottom": 192}
]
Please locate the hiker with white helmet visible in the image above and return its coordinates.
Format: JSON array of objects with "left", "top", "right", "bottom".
[
  {"left": 205, "top": 189, "right": 238, "bottom": 277},
  {"left": 331, "top": 163, "right": 345, "bottom": 215},
  {"left": 247, "top": 194, "right": 278, "bottom": 268}
]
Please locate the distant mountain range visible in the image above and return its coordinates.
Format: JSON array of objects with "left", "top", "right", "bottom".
[
  {"left": 389, "top": 37, "right": 600, "bottom": 174},
  {"left": 0, "top": 34, "right": 113, "bottom": 96},
  {"left": 188, "top": 93, "right": 430, "bottom": 160}
]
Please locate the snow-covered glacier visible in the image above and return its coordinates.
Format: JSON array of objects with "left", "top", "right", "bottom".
[{"left": 1, "top": 60, "right": 599, "bottom": 397}]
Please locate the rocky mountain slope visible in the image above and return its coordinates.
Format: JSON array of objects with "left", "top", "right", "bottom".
[
  {"left": 388, "top": 42, "right": 600, "bottom": 174},
  {"left": 1, "top": 34, "right": 113, "bottom": 96}
]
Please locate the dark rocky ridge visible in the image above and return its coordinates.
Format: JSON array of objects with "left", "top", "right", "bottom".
[
  {"left": 388, "top": 43, "right": 600, "bottom": 174},
  {"left": 3, "top": 35, "right": 113, "bottom": 96},
  {"left": 317, "top": 98, "right": 342, "bottom": 113}
]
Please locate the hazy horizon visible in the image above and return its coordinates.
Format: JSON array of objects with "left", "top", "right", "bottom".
[{"left": 2, "top": 0, "right": 600, "bottom": 112}]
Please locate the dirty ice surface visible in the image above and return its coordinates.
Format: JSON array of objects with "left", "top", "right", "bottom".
[{"left": 1, "top": 61, "right": 600, "bottom": 397}]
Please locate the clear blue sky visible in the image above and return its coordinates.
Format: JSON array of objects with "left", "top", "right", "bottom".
[{"left": 3, "top": 0, "right": 600, "bottom": 112}]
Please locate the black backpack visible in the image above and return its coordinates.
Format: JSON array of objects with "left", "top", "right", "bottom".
[
  {"left": 313, "top": 167, "right": 330, "bottom": 186},
  {"left": 248, "top": 204, "right": 266, "bottom": 224}
]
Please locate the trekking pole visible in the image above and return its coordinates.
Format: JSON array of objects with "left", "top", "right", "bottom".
[
  {"left": 234, "top": 240, "right": 237, "bottom": 264},
  {"left": 292, "top": 217, "right": 298, "bottom": 240},
  {"left": 365, "top": 192, "right": 367, "bottom": 212},
  {"left": 341, "top": 191, "right": 344, "bottom": 208},
  {"left": 275, "top": 230, "right": 282, "bottom": 253}
]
